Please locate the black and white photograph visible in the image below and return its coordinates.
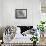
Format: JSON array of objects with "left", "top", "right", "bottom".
[{"left": 15, "top": 9, "right": 27, "bottom": 19}]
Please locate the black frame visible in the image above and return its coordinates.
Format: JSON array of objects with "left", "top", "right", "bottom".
[{"left": 15, "top": 9, "right": 27, "bottom": 19}]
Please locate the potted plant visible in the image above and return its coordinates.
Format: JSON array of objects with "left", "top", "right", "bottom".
[
  {"left": 31, "top": 35, "right": 38, "bottom": 46},
  {"left": 37, "top": 21, "right": 45, "bottom": 37}
]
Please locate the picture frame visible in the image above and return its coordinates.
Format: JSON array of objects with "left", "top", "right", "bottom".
[{"left": 15, "top": 9, "right": 27, "bottom": 19}]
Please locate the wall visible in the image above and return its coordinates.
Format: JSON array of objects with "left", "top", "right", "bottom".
[
  {"left": 2, "top": 0, "right": 41, "bottom": 27},
  {"left": 0, "top": 0, "right": 3, "bottom": 26},
  {"left": 32, "top": 0, "right": 41, "bottom": 28}
]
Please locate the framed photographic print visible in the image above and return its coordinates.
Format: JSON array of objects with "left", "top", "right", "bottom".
[{"left": 15, "top": 9, "right": 27, "bottom": 19}]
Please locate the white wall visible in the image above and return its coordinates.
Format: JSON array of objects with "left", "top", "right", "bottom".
[
  {"left": 32, "top": 0, "right": 41, "bottom": 27},
  {"left": 1, "top": 0, "right": 41, "bottom": 27},
  {"left": 0, "top": 0, "right": 3, "bottom": 26}
]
